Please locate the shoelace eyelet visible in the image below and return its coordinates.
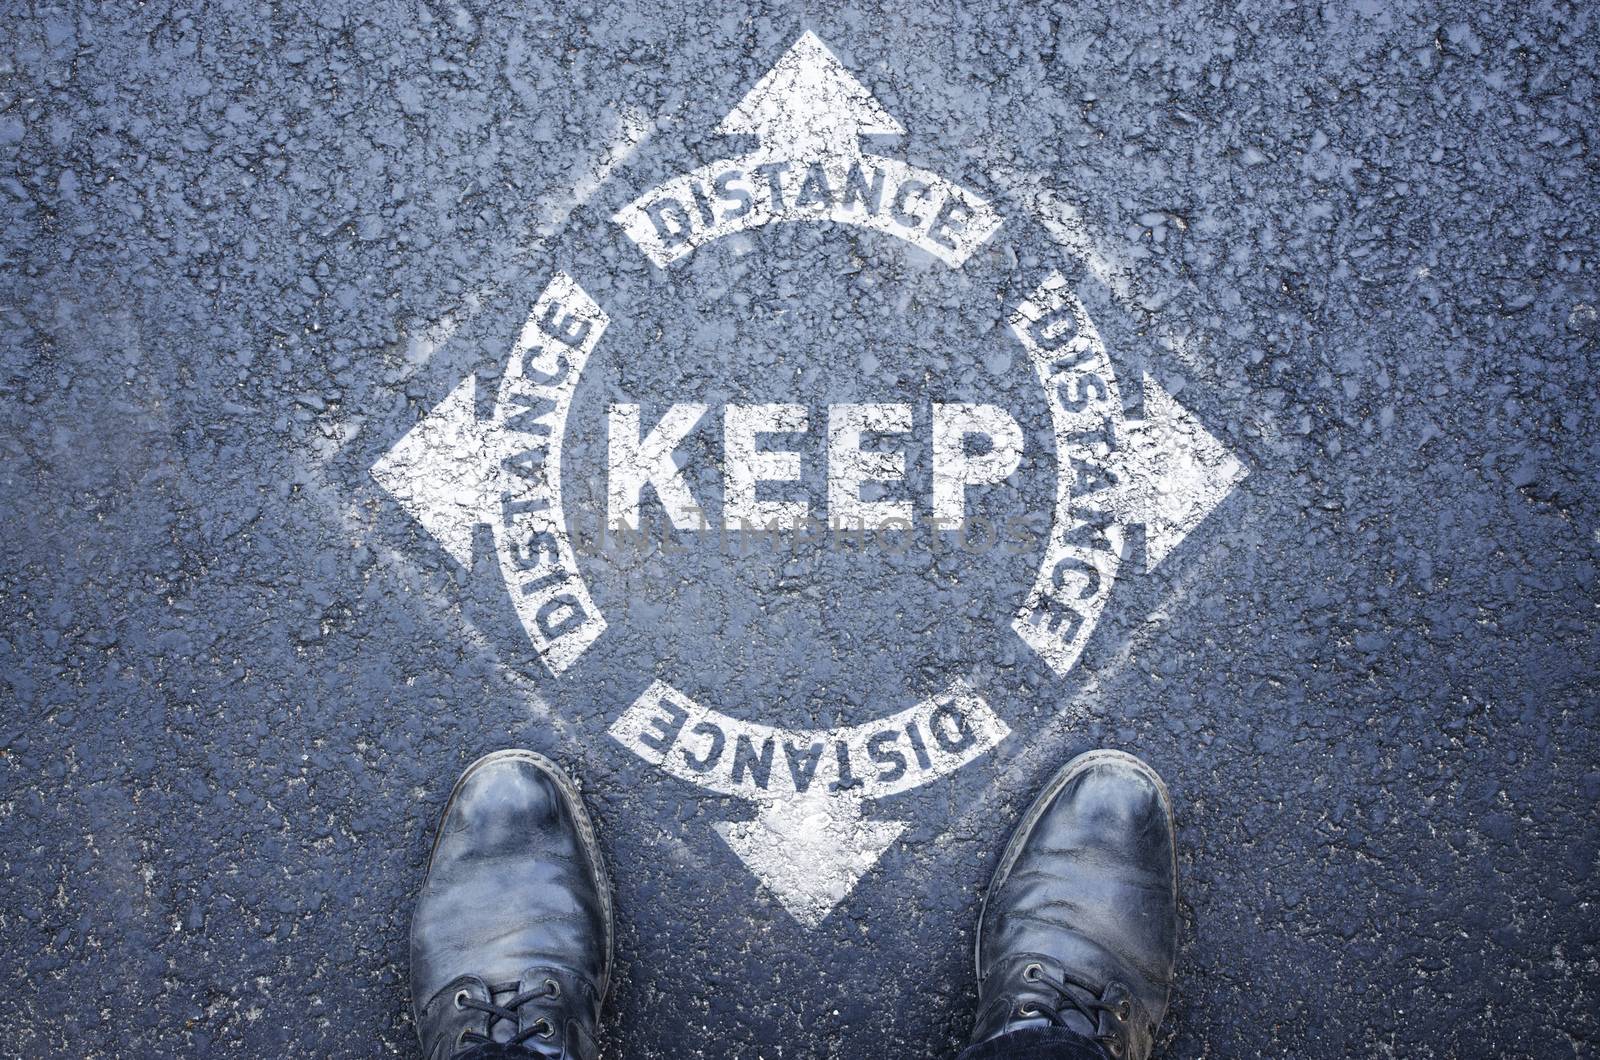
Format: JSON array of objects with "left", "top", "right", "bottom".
[
  {"left": 1116, "top": 999, "right": 1131, "bottom": 1021},
  {"left": 545, "top": 978, "right": 562, "bottom": 999},
  {"left": 1017, "top": 1004, "right": 1039, "bottom": 1018},
  {"left": 453, "top": 990, "right": 469, "bottom": 1010},
  {"left": 1023, "top": 963, "right": 1044, "bottom": 983},
  {"left": 533, "top": 1018, "right": 555, "bottom": 1039}
]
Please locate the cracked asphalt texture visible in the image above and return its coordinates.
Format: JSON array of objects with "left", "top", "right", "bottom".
[{"left": 3, "top": 1, "right": 1598, "bottom": 1057}]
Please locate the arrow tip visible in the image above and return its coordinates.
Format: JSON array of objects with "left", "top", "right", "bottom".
[
  {"left": 716, "top": 31, "right": 905, "bottom": 145},
  {"left": 370, "top": 374, "right": 495, "bottom": 566},
  {"left": 1136, "top": 374, "right": 1248, "bottom": 571},
  {"left": 714, "top": 796, "right": 905, "bottom": 928}
]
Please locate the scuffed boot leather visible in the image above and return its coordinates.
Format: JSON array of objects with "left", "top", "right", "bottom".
[
  {"left": 411, "top": 750, "right": 612, "bottom": 1060},
  {"left": 973, "top": 750, "right": 1179, "bottom": 1060}
]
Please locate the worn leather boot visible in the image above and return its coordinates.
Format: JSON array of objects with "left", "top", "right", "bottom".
[
  {"left": 411, "top": 750, "right": 612, "bottom": 1060},
  {"left": 972, "top": 749, "right": 1178, "bottom": 1060}
]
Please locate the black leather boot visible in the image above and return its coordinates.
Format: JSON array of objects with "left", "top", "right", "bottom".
[
  {"left": 972, "top": 750, "right": 1178, "bottom": 1060},
  {"left": 411, "top": 750, "right": 613, "bottom": 1060}
]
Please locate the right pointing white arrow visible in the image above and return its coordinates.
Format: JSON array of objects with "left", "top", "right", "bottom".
[
  {"left": 713, "top": 795, "right": 906, "bottom": 929},
  {"left": 1115, "top": 373, "right": 1249, "bottom": 572}
]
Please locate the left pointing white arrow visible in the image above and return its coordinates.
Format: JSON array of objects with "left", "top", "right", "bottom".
[
  {"left": 370, "top": 373, "right": 496, "bottom": 567},
  {"left": 371, "top": 274, "right": 609, "bottom": 675}
]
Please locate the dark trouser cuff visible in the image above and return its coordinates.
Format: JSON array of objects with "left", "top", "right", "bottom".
[
  {"left": 955, "top": 1025, "right": 1112, "bottom": 1060},
  {"left": 451, "top": 1044, "right": 543, "bottom": 1059}
]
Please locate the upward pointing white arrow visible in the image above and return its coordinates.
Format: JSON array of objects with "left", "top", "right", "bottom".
[
  {"left": 716, "top": 30, "right": 904, "bottom": 162},
  {"left": 1115, "top": 374, "right": 1248, "bottom": 571},
  {"left": 612, "top": 31, "right": 1000, "bottom": 268},
  {"left": 369, "top": 373, "right": 495, "bottom": 567}
]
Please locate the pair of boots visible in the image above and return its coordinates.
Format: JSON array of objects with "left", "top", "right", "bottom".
[{"left": 411, "top": 749, "right": 1178, "bottom": 1060}]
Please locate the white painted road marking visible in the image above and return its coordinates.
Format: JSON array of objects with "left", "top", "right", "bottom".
[
  {"left": 1116, "top": 377, "right": 1250, "bottom": 572},
  {"left": 1009, "top": 271, "right": 1248, "bottom": 676},
  {"left": 369, "top": 31, "right": 1253, "bottom": 928},
  {"left": 932, "top": 404, "right": 1027, "bottom": 525},
  {"left": 613, "top": 32, "right": 1002, "bottom": 268},
  {"left": 1009, "top": 272, "right": 1128, "bottom": 677},
  {"left": 610, "top": 679, "right": 1010, "bottom": 801},
  {"left": 369, "top": 373, "right": 495, "bottom": 569},
  {"left": 723, "top": 403, "right": 810, "bottom": 529},
  {"left": 610, "top": 680, "right": 1010, "bottom": 925},
  {"left": 713, "top": 797, "right": 904, "bottom": 930},
  {"left": 604, "top": 402, "right": 1030, "bottom": 531},
  {"left": 606, "top": 403, "right": 710, "bottom": 530},
  {"left": 370, "top": 273, "right": 609, "bottom": 674}
]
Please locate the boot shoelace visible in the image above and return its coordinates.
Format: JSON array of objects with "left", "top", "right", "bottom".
[
  {"left": 451, "top": 977, "right": 562, "bottom": 1057},
  {"left": 1015, "top": 962, "right": 1132, "bottom": 1058}
]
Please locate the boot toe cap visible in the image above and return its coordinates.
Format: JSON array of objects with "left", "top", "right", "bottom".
[
  {"left": 410, "top": 751, "right": 611, "bottom": 1031},
  {"left": 977, "top": 750, "right": 1179, "bottom": 1039},
  {"left": 435, "top": 754, "right": 573, "bottom": 862}
]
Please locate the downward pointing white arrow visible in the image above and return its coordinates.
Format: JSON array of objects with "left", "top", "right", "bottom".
[
  {"left": 713, "top": 795, "right": 906, "bottom": 929},
  {"left": 1116, "top": 374, "right": 1249, "bottom": 572},
  {"left": 369, "top": 373, "right": 494, "bottom": 567},
  {"left": 610, "top": 681, "right": 1009, "bottom": 928}
]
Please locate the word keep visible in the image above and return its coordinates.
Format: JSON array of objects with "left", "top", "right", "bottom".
[{"left": 607, "top": 403, "right": 1024, "bottom": 529}]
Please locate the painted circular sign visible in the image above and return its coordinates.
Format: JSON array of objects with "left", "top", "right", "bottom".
[{"left": 371, "top": 32, "right": 1246, "bottom": 927}]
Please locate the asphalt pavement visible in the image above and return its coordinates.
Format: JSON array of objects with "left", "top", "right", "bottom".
[{"left": 1, "top": 2, "right": 1597, "bottom": 1057}]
